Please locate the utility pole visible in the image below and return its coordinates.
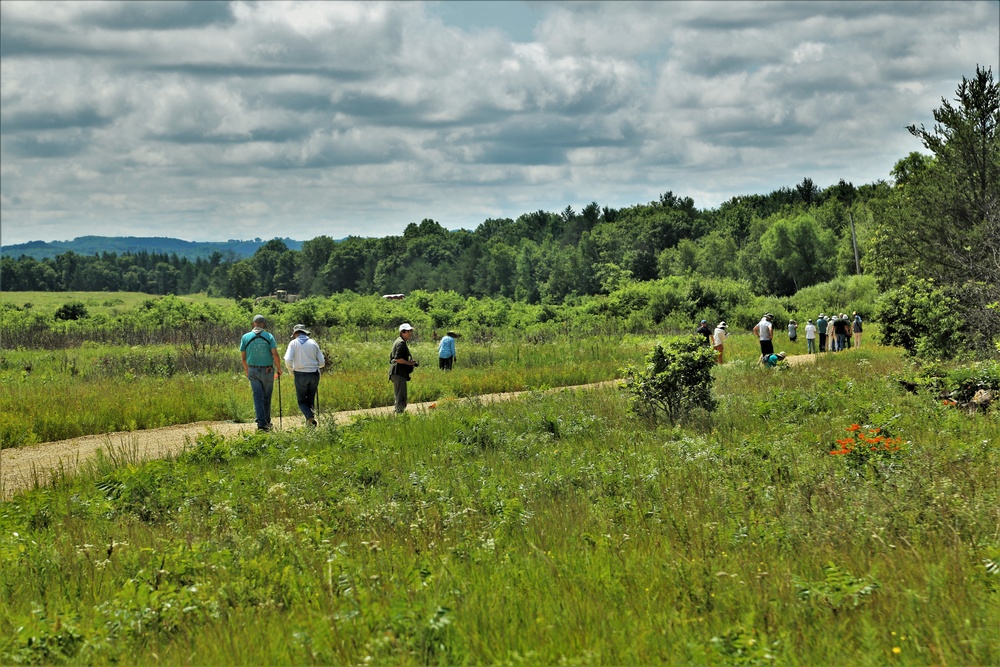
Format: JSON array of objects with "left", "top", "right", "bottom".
[{"left": 849, "top": 211, "right": 861, "bottom": 274}]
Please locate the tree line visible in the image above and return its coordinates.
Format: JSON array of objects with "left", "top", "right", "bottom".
[{"left": 2, "top": 180, "right": 878, "bottom": 302}]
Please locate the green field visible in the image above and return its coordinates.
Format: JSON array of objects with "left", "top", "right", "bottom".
[{"left": 0, "top": 291, "right": 232, "bottom": 315}]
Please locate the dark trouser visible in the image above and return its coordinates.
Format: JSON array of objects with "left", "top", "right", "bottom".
[
  {"left": 819, "top": 333, "right": 827, "bottom": 352},
  {"left": 247, "top": 365, "right": 274, "bottom": 429},
  {"left": 390, "top": 374, "right": 408, "bottom": 414},
  {"left": 293, "top": 371, "right": 320, "bottom": 421},
  {"left": 439, "top": 356, "right": 454, "bottom": 370},
  {"left": 759, "top": 339, "right": 774, "bottom": 360}
]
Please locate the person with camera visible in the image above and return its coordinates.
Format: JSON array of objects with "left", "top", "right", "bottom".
[{"left": 389, "top": 323, "right": 419, "bottom": 414}]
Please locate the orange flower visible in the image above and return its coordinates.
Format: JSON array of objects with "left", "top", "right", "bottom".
[{"left": 847, "top": 424, "right": 862, "bottom": 432}]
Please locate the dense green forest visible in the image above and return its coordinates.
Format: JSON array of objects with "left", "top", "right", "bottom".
[
  {"left": 2, "top": 67, "right": 997, "bottom": 358},
  {"left": 0, "top": 182, "right": 874, "bottom": 301}
]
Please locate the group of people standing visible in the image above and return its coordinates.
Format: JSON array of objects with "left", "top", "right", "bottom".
[
  {"left": 239, "top": 316, "right": 461, "bottom": 430},
  {"left": 800, "top": 312, "right": 863, "bottom": 354},
  {"left": 698, "top": 310, "right": 865, "bottom": 368}
]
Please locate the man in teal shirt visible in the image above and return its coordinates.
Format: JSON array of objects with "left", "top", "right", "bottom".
[
  {"left": 240, "top": 314, "right": 283, "bottom": 431},
  {"left": 816, "top": 314, "right": 829, "bottom": 353}
]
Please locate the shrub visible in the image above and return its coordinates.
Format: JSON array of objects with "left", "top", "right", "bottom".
[
  {"left": 875, "top": 277, "right": 965, "bottom": 358},
  {"left": 54, "top": 301, "right": 88, "bottom": 321},
  {"left": 620, "top": 336, "right": 717, "bottom": 424}
]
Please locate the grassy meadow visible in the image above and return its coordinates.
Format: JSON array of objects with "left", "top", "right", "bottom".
[
  {"left": 0, "top": 291, "right": 232, "bottom": 314},
  {"left": 1, "top": 342, "right": 997, "bottom": 665}
]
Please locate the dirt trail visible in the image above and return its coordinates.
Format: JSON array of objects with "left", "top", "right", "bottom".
[
  {"left": 1, "top": 349, "right": 834, "bottom": 499},
  {"left": 1, "top": 381, "right": 618, "bottom": 499}
]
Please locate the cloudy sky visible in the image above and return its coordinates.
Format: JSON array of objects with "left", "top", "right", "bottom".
[{"left": 1, "top": 1, "right": 997, "bottom": 245}]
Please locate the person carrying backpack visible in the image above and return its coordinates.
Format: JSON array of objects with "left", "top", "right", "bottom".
[
  {"left": 763, "top": 351, "right": 787, "bottom": 368},
  {"left": 240, "top": 314, "right": 283, "bottom": 431}
]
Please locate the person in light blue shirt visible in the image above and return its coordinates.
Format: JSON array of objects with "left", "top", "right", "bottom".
[
  {"left": 240, "top": 314, "right": 282, "bottom": 431},
  {"left": 438, "top": 331, "right": 457, "bottom": 370}
]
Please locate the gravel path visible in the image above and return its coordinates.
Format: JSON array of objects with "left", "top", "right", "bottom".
[{"left": 1, "top": 381, "right": 618, "bottom": 499}]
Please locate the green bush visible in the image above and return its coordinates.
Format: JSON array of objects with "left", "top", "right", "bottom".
[
  {"left": 54, "top": 301, "right": 88, "bottom": 321},
  {"left": 620, "top": 336, "right": 717, "bottom": 424},
  {"left": 875, "top": 277, "right": 965, "bottom": 358}
]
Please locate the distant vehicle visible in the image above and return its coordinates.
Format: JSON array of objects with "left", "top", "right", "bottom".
[
  {"left": 255, "top": 289, "right": 300, "bottom": 304},
  {"left": 382, "top": 294, "right": 405, "bottom": 300}
]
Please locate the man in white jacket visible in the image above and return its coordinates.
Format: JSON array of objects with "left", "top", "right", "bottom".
[{"left": 284, "top": 324, "right": 325, "bottom": 427}]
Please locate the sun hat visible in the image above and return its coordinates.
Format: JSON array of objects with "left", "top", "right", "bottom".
[
  {"left": 777, "top": 352, "right": 787, "bottom": 359},
  {"left": 399, "top": 323, "right": 414, "bottom": 332},
  {"left": 718, "top": 321, "right": 727, "bottom": 328},
  {"left": 291, "top": 324, "right": 310, "bottom": 337}
]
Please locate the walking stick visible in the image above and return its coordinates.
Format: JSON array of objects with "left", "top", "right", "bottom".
[
  {"left": 277, "top": 372, "right": 283, "bottom": 430},
  {"left": 315, "top": 378, "right": 320, "bottom": 425}
]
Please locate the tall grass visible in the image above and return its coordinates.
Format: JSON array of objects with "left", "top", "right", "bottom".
[
  {"left": 0, "top": 344, "right": 996, "bottom": 664},
  {"left": 1, "top": 335, "right": 649, "bottom": 446}
]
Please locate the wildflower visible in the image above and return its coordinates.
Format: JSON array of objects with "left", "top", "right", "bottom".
[
  {"left": 892, "top": 647, "right": 901, "bottom": 654},
  {"left": 847, "top": 424, "right": 861, "bottom": 431}
]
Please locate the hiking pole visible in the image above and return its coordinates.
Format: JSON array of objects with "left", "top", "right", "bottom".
[
  {"left": 277, "top": 372, "right": 283, "bottom": 430},
  {"left": 315, "top": 378, "right": 320, "bottom": 425}
]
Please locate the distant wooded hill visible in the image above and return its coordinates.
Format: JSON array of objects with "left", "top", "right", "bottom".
[{"left": 1, "top": 236, "right": 303, "bottom": 261}]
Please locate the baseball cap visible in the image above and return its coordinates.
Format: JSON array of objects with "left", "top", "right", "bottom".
[
  {"left": 252, "top": 314, "right": 266, "bottom": 325},
  {"left": 399, "top": 323, "right": 414, "bottom": 332}
]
